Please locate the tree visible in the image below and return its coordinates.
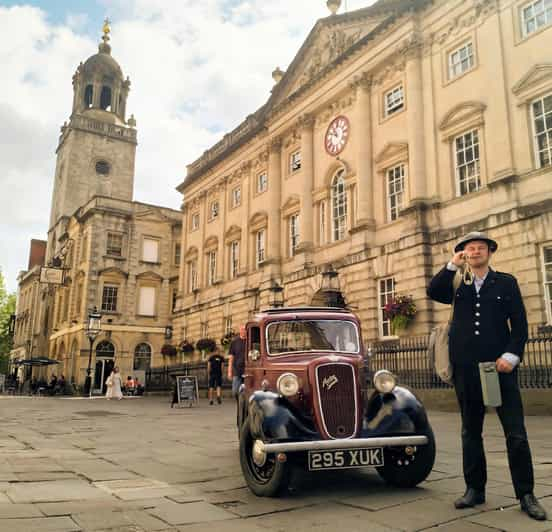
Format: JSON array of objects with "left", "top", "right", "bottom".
[{"left": 0, "top": 269, "right": 16, "bottom": 374}]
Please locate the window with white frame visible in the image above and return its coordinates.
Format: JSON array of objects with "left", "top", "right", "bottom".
[
  {"left": 201, "top": 322, "right": 208, "bottom": 337},
  {"left": 101, "top": 285, "right": 118, "bottom": 312},
  {"left": 106, "top": 232, "right": 123, "bottom": 256},
  {"left": 257, "top": 172, "right": 268, "bottom": 193},
  {"left": 231, "top": 186, "right": 241, "bottom": 208},
  {"left": 379, "top": 277, "right": 395, "bottom": 337},
  {"left": 532, "top": 93, "right": 552, "bottom": 168},
  {"left": 138, "top": 286, "right": 156, "bottom": 316},
  {"left": 384, "top": 85, "right": 404, "bottom": 116},
  {"left": 543, "top": 245, "right": 552, "bottom": 323},
  {"left": 188, "top": 259, "right": 198, "bottom": 292},
  {"left": 319, "top": 200, "right": 326, "bottom": 245},
  {"left": 522, "top": 0, "right": 552, "bottom": 37},
  {"left": 142, "top": 238, "right": 159, "bottom": 263},
  {"left": 174, "top": 243, "right": 181, "bottom": 266},
  {"left": 207, "top": 250, "right": 217, "bottom": 286},
  {"left": 331, "top": 170, "right": 347, "bottom": 241},
  {"left": 387, "top": 164, "right": 405, "bottom": 221},
  {"left": 454, "top": 129, "right": 481, "bottom": 196},
  {"left": 289, "top": 213, "right": 300, "bottom": 257},
  {"left": 225, "top": 316, "right": 233, "bottom": 335},
  {"left": 230, "top": 240, "right": 240, "bottom": 279},
  {"left": 191, "top": 212, "right": 200, "bottom": 231},
  {"left": 209, "top": 201, "right": 219, "bottom": 220},
  {"left": 448, "top": 41, "right": 474, "bottom": 79},
  {"left": 290, "top": 150, "right": 302, "bottom": 172},
  {"left": 171, "top": 289, "right": 177, "bottom": 312},
  {"left": 256, "top": 229, "right": 266, "bottom": 267}
]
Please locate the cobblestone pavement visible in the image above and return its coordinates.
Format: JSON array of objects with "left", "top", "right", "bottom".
[{"left": 1, "top": 395, "right": 551, "bottom": 531}]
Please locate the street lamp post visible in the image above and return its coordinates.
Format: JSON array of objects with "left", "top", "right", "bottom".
[{"left": 83, "top": 308, "right": 101, "bottom": 397}]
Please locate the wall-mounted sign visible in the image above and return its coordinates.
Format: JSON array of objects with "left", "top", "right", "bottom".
[{"left": 40, "top": 267, "right": 64, "bottom": 285}]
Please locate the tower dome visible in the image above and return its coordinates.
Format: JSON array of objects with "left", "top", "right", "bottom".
[{"left": 70, "top": 19, "right": 131, "bottom": 124}]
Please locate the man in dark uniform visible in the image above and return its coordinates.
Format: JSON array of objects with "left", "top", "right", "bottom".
[{"left": 427, "top": 232, "right": 546, "bottom": 521}]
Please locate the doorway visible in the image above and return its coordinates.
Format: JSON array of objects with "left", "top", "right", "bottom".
[{"left": 94, "top": 358, "right": 114, "bottom": 394}]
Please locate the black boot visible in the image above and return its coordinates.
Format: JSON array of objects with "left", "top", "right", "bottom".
[
  {"left": 520, "top": 494, "right": 547, "bottom": 521},
  {"left": 454, "top": 488, "right": 485, "bottom": 509}
]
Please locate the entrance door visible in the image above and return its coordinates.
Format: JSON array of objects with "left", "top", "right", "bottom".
[{"left": 93, "top": 358, "right": 114, "bottom": 394}]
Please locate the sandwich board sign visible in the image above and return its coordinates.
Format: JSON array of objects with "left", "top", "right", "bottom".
[{"left": 176, "top": 375, "right": 199, "bottom": 407}]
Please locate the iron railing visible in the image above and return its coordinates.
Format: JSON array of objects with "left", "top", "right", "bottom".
[
  {"left": 366, "top": 326, "right": 552, "bottom": 389},
  {"left": 145, "top": 361, "right": 231, "bottom": 392}
]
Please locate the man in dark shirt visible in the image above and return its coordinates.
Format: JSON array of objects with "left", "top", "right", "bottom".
[
  {"left": 207, "top": 349, "right": 224, "bottom": 405},
  {"left": 228, "top": 324, "right": 246, "bottom": 399}
]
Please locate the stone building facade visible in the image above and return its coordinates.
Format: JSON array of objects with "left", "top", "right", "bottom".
[
  {"left": 173, "top": 0, "right": 552, "bottom": 346},
  {"left": 11, "top": 24, "right": 183, "bottom": 390}
]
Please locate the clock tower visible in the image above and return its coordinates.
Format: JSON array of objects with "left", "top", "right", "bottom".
[{"left": 47, "top": 20, "right": 137, "bottom": 260}]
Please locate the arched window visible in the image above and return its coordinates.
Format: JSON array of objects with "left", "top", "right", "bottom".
[
  {"left": 100, "top": 86, "right": 112, "bottom": 111},
  {"left": 96, "top": 340, "right": 115, "bottom": 358},
  {"left": 84, "top": 85, "right": 93, "bottom": 108},
  {"left": 331, "top": 169, "right": 347, "bottom": 241},
  {"left": 133, "top": 343, "right": 151, "bottom": 371}
]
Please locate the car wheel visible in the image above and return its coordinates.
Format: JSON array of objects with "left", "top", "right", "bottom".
[
  {"left": 375, "top": 427, "right": 436, "bottom": 488},
  {"left": 239, "top": 418, "right": 290, "bottom": 497}
]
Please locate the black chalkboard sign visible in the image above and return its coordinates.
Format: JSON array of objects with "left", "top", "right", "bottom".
[{"left": 176, "top": 375, "right": 199, "bottom": 407}]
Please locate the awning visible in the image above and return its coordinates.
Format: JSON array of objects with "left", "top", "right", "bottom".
[{"left": 14, "top": 357, "right": 60, "bottom": 367}]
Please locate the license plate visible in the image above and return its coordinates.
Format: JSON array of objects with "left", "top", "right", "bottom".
[{"left": 308, "top": 448, "right": 384, "bottom": 471}]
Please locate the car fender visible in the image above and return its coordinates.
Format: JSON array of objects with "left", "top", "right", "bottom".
[
  {"left": 247, "top": 390, "right": 318, "bottom": 442},
  {"left": 361, "top": 385, "right": 432, "bottom": 437}
]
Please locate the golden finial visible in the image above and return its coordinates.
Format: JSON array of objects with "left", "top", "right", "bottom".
[{"left": 102, "top": 17, "right": 111, "bottom": 42}]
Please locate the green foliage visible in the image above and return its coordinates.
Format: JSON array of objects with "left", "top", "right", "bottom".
[{"left": 0, "top": 269, "right": 16, "bottom": 372}]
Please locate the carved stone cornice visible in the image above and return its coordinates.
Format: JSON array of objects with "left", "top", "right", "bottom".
[
  {"left": 268, "top": 135, "right": 283, "bottom": 153},
  {"left": 297, "top": 113, "right": 316, "bottom": 131},
  {"left": 349, "top": 72, "right": 372, "bottom": 92}
]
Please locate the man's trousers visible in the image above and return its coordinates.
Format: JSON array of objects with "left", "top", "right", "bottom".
[{"left": 453, "top": 364, "right": 534, "bottom": 499}]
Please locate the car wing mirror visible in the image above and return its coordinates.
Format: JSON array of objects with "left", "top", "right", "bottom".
[{"left": 248, "top": 349, "right": 260, "bottom": 361}]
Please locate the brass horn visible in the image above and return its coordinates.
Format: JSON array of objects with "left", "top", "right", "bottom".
[{"left": 461, "top": 253, "right": 474, "bottom": 285}]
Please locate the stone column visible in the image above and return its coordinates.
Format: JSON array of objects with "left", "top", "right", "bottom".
[
  {"left": 92, "top": 81, "right": 101, "bottom": 108},
  {"left": 405, "top": 43, "right": 427, "bottom": 203},
  {"left": 297, "top": 115, "right": 315, "bottom": 252},
  {"left": 267, "top": 137, "right": 282, "bottom": 261},
  {"left": 177, "top": 205, "right": 188, "bottom": 297},
  {"left": 198, "top": 191, "right": 207, "bottom": 289},
  {"left": 353, "top": 74, "right": 375, "bottom": 228}
]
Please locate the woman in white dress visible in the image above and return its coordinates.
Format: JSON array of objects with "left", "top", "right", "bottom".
[{"left": 105, "top": 367, "right": 123, "bottom": 400}]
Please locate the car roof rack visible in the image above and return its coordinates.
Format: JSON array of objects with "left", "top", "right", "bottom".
[{"left": 261, "top": 306, "right": 352, "bottom": 314}]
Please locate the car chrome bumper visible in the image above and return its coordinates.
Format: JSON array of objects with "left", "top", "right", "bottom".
[{"left": 260, "top": 435, "right": 429, "bottom": 454}]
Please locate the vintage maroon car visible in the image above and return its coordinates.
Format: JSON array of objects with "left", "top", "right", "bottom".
[{"left": 237, "top": 307, "right": 436, "bottom": 497}]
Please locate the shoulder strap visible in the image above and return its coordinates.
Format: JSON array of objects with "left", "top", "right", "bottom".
[{"left": 449, "top": 272, "right": 462, "bottom": 322}]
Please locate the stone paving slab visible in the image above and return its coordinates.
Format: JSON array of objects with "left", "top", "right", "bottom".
[
  {"left": 466, "top": 494, "right": 552, "bottom": 531},
  {"left": 72, "top": 508, "right": 169, "bottom": 531},
  {"left": 0, "top": 516, "right": 80, "bottom": 531},
  {"left": 7, "top": 479, "right": 108, "bottom": 503},
  {"left": 147, "top": 500, "right": 237, "bottom": 526},
  {"left": 0, "top": 502, "right": 43, "bottom": 518}
]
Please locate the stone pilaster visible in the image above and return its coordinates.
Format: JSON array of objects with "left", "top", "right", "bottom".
[
  {"left": 267, "top": 136, "right": 282, "bottom": 261},
  {"left": 296, "top": 114, "right": 315, "bottom": 254}
]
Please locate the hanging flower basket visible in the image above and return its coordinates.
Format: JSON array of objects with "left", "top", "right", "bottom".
[
  {"left": 161, "top": 344, "right": 177, "bottom": 357},
  {"left": 220, "top": 330, "right": 235, "bottom": 348},
  {"left": 196, "top": 338, "right": 216, "bottom": 353},
  {"left": 384, "top": 294, "right": 417, "bottom": 334},
  {"left": 180, "top": 340, "right": 195, "bottom": 354}
]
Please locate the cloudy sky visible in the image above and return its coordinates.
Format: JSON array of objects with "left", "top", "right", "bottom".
[{"left": 0, "top": 0, "right": 373, "bottom": 292}]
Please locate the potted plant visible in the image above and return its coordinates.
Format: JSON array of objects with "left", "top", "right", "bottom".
[
  {"left": 161, "top": 344, "right": 177, "bottom": 357},
  {"left": 180, "top": 340, "right": 195, "bottom": 355},
  {"left": 384, "top": 294, "right": 417, "bottom": 334},
  {"left": 196, "top": 338, "right": 216, "bottom": 360},
  {"left": 220, "top": 330, "right": 235, "bottom": 351}
]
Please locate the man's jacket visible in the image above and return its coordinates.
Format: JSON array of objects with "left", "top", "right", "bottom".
[{"left": 427, "top": 267, "right": 528, "bottom": 365}]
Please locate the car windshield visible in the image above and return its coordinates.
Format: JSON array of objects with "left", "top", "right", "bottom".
[{"left": 266, "top": 320, "right": 360, "bottom": 355}]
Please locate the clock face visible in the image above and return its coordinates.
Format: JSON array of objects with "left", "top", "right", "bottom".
[{"left": 325, "top": 115, "right": 350, "bottom": 156}]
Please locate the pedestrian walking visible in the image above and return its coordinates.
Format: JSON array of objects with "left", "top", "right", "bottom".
[
  {"left": 105, "top": 366, "right": 123, "bottom": 400},
  {"left": 227, "top": 324, "right": 246, "bottom": 400},
  {"left": 427, "top": 231, "right": 546, "bottom": 521},
  {"left": 207, "top": 348, "right": 224, "bottom": 405}
]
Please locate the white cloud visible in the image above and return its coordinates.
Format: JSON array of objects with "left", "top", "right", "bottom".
[{"left": 0, "top": 0, "right": 374, "bottom": 291}]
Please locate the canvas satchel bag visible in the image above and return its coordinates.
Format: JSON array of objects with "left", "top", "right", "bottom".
[{"left": 428, "top": 273, "right": 462, "bottom": 384}]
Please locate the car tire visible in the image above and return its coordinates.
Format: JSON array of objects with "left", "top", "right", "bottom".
[
  {"left": 375, "top": 427, "right": 436, "bottom": 488},
  {"left": 239, "top": 418, "right": 290, "bottom": 497}
]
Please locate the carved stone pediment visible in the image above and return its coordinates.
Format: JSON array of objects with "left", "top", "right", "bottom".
[
  {"left": 224, "top": 224, "right": 242, "bottom": 243},
  {"left": 512, "top": 64, "right": 552, "bottom": 103},
  {"left": 249, "top": 211, "right": 268, "bottom": 232},
  {"left": 375, "top": 142, "right": 409, "bottom": 170},
  {"left": 136, "top": 270, "right": 163, "bottom": 281},
  {"left": 184, "top": 246, "right": 198, "bottom": 260},
  {"left": 98, "top": 266, "right": 128, "bottom": 278},
  {"left": 281, "top": 195, "right": 301, "bottom": 217},
  {"left": 439, "top": 101, "right": 486, "bottom": 140},
  {"left": 204, "top": 235, "right": 219, "bottom": 250}
]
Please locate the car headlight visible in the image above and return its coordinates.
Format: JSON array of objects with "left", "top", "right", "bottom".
[
  {"left": 277, "top": 373, "right": 299, "bottom": 397},
  {"left": 373, "top": 370, "right": 397, "bottom": 393}
]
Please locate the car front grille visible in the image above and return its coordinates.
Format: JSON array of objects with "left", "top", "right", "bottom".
[{"left": 315, "top": 363, "right": 357, "bottom": 439}]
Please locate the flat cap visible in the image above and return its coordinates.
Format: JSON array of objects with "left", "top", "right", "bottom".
[{"left": 454, "top": 231, "right": 498, "bottom": 253}]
